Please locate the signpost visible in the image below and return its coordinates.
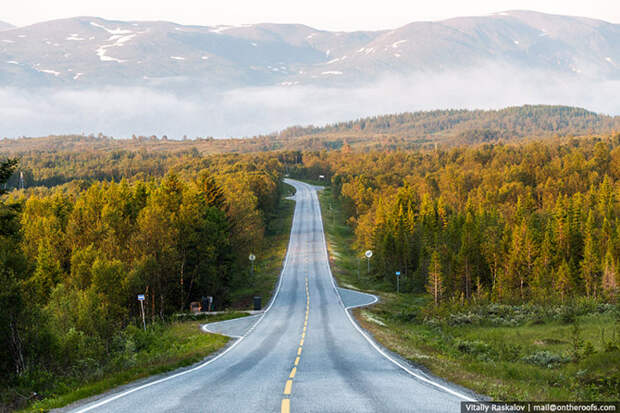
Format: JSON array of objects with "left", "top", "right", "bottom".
[
  {"left": 249, "top": 253, "right": 256, "bottom": 278},
  {"left": 395, "top": 271, "right": 401, "bottom": 294},
  {"left": 137, "top": 294, "right": 146, "bottom": 331},
  {"left": 365, "top": 250, "right": 373, "bottom": 274}
]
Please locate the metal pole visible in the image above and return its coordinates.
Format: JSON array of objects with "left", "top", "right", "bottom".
[
  {"left": 397, "top": 276, "right": 400, "bottom": 294},
  {"left": 367, "top": 257, "right": 370, "bottom": 274},
  {"left": 251, "top": 261, "right": 254, "bottom": 278},
  {"left": 140, "top": 300, "right": 146, "bottom": 331}
]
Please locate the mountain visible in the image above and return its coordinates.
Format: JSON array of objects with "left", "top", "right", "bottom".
[
  {"left": 0, "top": 21, "right": 14, "bottom": 31},
  {"left": 0, "top": 11, "right": 619, "bottom": 90}
]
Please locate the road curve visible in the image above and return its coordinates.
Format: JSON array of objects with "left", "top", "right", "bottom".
[{"left": 67, "top": 179, "right": 475, "bottom": 413}]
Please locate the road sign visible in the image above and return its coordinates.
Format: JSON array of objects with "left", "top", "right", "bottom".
[
  {"left": 365, "top": 250, "right": 373, "bottom": 258},
  {"left": 395, "top": 271, "right": 401, "bottom": 277},
  {"left": 249, "top": 254, "right": 256, "bottom": 278},
  {"left": 137, "top": 294, "right": 146, "bottom": 331}
]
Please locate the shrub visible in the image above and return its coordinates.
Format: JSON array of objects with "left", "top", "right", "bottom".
[
  {"left": 455, "top": 339, "right": 492, "bottom": 356},
  {"left": 522, "top": 350, "right": 569, "bottom": 368}
]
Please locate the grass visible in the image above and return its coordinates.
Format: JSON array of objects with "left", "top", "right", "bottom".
[
  {"left": 318, "top": 186, "right": 620, "bottom": 401},
  {"left": 12, "top": 185, "right": 297, "bottom": 412},
  {"left": 23, "top": 319, "right": 230, "bottom": 412}
]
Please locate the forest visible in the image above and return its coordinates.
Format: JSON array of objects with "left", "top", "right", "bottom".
[
  {"left": 2, "top": 105, "right": 619, "bottom": 156},
  {"left": 1, "top": 121, "right": 619, "bottom": 407},
  {"left": 293, "top": 135, "right": 620, "bottom": 305},
  {"left": 0, "top": 151, "right": 287, "bottom": 409}
]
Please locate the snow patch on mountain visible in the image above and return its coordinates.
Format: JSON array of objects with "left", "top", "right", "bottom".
[
  {"left": 37, "top": 68, "right": 60, "bottom": 76},
  {"left": 90, "top": 21, "right": 132, "bottom": 35},
  {"left": 95, "top": 32, "right": 136, "bottom": 63}
]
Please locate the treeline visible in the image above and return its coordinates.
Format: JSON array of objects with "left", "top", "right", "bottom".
[
  {"left": 0, "top": 153, "right": 284, "bottom": 398},
  {"left": 294, "top": 136, "right": 620, "bottom": 305},
  {"left": 276, "top": 105, "right": 620, "bottom": 143},
  {"left": 3, "top": 106, "right": 620, "bottom": 157}
]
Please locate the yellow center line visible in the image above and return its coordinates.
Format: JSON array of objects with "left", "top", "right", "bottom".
[
  {"left": 281, "top": 276, "right": 310, "bottom": 413},
  {"left": 284, "top": 379, "right": 293, "bottom": 395}
]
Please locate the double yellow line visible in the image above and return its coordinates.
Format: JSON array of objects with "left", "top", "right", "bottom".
[{"left": 281, "top": 276, "right": 310, "bottom": 413}]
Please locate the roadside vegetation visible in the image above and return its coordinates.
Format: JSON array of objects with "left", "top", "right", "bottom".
[
  {"left": 312, "top": 137, "right": 620, "bottom": 400},
  {"left": 25, "top": 317, "right": 231, "bottom": 412},
  {"left": 0, "top": 154, "right": 296, "bottom": 411}
]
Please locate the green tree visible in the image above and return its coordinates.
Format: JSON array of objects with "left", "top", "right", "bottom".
[
  {"left": 555, "top": 260, "right": 572, "bottom": 303},
  {"left": 601, "top": 248, "right": 617, "bottom": 300},
  {"left": 581, "top": 211, "right": 600, "bottom": 297},
  {"left": 426, "top": 249, "right": 444, "bottom": 305}
]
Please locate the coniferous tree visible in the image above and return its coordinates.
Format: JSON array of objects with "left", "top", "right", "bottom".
[
  {"left": 581, "top": 210, "right": 600, "bottom": 297},
  {"left": 601, "top": 248, "right": 618, "bottom": 300},
  {"left": 426, "top": 249, "right": 444, "bottom": 306}
]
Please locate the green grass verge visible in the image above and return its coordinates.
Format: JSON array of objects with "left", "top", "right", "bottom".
[
  {"left": 23, "top": 319, "right": 230, "bottom": 412},
  {"left": 318, "top": 186, "right": 620, "bottom": 401}
]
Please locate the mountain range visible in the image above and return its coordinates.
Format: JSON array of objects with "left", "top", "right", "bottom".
[
  {"left": 0, "top": 21, "right": 14, "bottom": 31},
  {"left": 1, "top": 11, "right": 619, "bottom": 90}
]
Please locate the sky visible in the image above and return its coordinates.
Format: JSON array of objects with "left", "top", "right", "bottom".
[{"left": 3, "top": 0, "right": 619, "bottom": 30}]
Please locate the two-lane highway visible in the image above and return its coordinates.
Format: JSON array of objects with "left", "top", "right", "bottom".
[{"left": 68, "top": 179, "right": 475, "bottom": 413}]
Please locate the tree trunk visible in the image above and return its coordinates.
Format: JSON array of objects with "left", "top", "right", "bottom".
[{"left": 9, "top": 319, "right": 25, "bottom": 375}]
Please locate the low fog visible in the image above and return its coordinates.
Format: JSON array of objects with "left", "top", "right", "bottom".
[{"left": 1, "top": 64, "right": 619, "bottom": 139}]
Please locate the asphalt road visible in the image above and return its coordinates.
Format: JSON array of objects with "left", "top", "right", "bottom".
[{"left": 68, "top": 179, "right": 476, "bottom": 413}]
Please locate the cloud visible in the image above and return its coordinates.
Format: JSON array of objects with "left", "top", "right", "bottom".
[{"left": 1, "top": 64, "right": 619, "bottom": 139}]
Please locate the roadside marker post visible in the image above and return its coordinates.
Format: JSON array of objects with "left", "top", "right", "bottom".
[
  {"left": 365, "top": 250, "right": 373, "bottom": 274},
  {"left": 395, "top": 271, "right": 401, "bottom": 294},
  {"left": 137, "top": 294, "right": 146, "bottom": 331},
  {"left": 249, "top": 253, "right": 256, "bottom": 278}
]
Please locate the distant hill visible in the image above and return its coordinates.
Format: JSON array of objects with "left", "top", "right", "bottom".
[
  {"left": 0, "top": 21, "right": 14, "bottom": 31},
  {"left": 274, "top": 105, "right": 620, "bottom": 144},
  {"left": 0, "top": 11, "right": 618, "bottom": 89},
  {"left": 1, "top": 105, "right": 618, "bottom": 154}
]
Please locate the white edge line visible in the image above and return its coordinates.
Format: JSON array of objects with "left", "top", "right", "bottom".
[
  {"left": 74, "top": 188, "right": 300, "bottom": 413},
  {"left": 340, "top": 290, "right": 379, "bottom": 310},
  {"left": 306, "top": 180, "right": 476, "bottom": 402},
  {"left": 201, "top": 314, "right": 262, "bottom": 338}
]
